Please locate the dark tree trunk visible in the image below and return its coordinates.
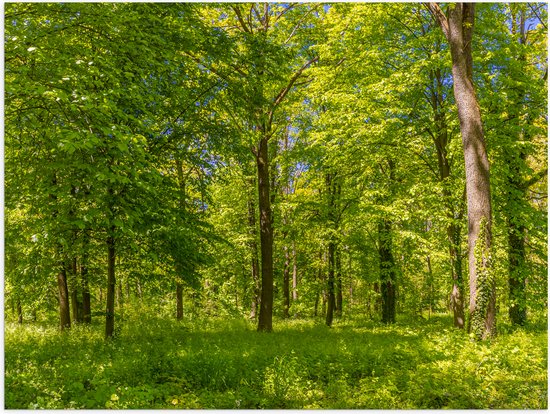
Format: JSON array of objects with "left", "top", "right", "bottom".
[
  {"left": 247, "top": 188, "right": 261, "bottom": 320},
  {"left": 325, "top": 240, "right": 336, "bottom": 327},
  {"left": 428, "top": 3, "right": 494, "bottom": 339},
  {"left": 105, "top": 227, "right": 116, "bottom": 339},
  {"left": 81, "top": 259, "right": 92, "bottom": 324},
  {"left": 335, "top": 247, "right": 343, "bottom": 317},
  {"left": 378, "top": 220, "right": 396, "bottom": 324},
  {"left": 292, "top": 243, "right": 298, "bottom": 317},
  {"left": 256, "top": 136, "right": 274, "bottom": 332},
  {"left": 70, "top": 257, "right": 83, "bottom": 324},
  {"left": 17, "top": 299, "right": 23, "bottom": 324},
  {"left": 176, "top": 282, "right": 184, "bottom": 320},
  {"left": 325, "top": 171, "right": 339, "bottom": 327},
  {"left": 57, "top": 264, "right": 71, "bottom": 330}
]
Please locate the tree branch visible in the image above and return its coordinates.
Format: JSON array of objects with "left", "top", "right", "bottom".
[
  {"left": 231, "top": 5, "right": 251, "bottom": 33},
  {"left": 521, "top": 167, "right": 548, "bottom": 190},
  {"left": 424, "top": 3, "right": 450, "bottom": 39},
  {"left": 266, "top": 55, "right": 319, "bottom": 133}
]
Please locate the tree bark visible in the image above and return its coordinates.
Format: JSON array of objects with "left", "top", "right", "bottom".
[
  {"left": 247, "top": 180, "right": 261, "bottom": 320},
  {"left": 427, "top": 2, "right": 494, "bottom": 339},
  {"left": 325, "top": 172, "right": 338, "bottom": 327},
  {"left": 378, "top": 219, "right": 396, "bottom": 324},
  {"left": 292, "top": 242, "right": 298, "bottom": 317},
  {"left": 326, "top": 239, "right": 336, "bottom": 327},
  {"left": 256, "top": 136, "right": 274, "bottom": 332},
  {"left": 105, "top": 226, "right": 116, "bottom": 339},
  {"left": 335, "top": 246, "right": 343, "bottom": 317},
  {"left": 81, "top": 257, "right": 92, "bottom": 324},
  {"left": 70, "top": 257, "right": 83, "bottom": 324},
  {"left": 57, "top": 264, "right": 71, "bottom": 330},
  {"left": 17, "top": 299, "right": 23, "bottom": 324}
]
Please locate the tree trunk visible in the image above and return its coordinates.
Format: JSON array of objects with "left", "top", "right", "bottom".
[
  {"left": 428, "top": 3, "right": 494, "bottom": 339},
  {"left": 292, "top": 243, "right": 298, "bottom": 317},
  {"left": 81, "top": 258, "right": 92, "bottom": 324},
  {"left": 70, "top": 257, "right": 83, "bottom": 324},
  {"left": 17, "top": 299, "right": 23, "bottom": 324},
  {"left": 57, "top": 264, "right": 71, "bottom": 331},
  {"left": 429, "top": 64, "right": 465, "bottom": 329},
  {"left": 176, "top": 282, "right": 184, "bottom": 320},
  {"left": 247, "top": 178, "right": 261, "bottom": 320},
  {"left": 335, "top": 247, "right": 343, "bottom": 317},
  {"left": 256, "top": 136, "right": 274, "bottom": 332},
  {"left": 378, "top": 219, "right": 396, "bottom": 324},
  {"left": 105, "top": 227, "right": 116, "bottom": 339},
  {"left": 326, "top": 240, "right": 336, "bottom": 327}
]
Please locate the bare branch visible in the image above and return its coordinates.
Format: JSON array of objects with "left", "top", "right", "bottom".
[{"left": 274, "top": 3, "right": 298, "bottom": 24}]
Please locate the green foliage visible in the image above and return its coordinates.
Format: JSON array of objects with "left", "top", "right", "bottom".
[
  {"left": 5, "top": 309, "right": 547, "bottom": 409},
  {"left": 470, "top": 217, "right": 495, "bottom": 340}
]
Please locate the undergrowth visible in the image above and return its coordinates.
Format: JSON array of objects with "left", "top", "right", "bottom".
[{"left": 4, "top": 304, "right": 548, "bottom": 409}]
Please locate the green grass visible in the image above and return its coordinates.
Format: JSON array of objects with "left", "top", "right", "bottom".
[{"left": 4, "top": 306, "right": 548, "bottom": 409}]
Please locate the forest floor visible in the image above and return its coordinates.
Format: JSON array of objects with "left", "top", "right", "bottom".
[{"left": 4, "top": 305, "right": 548, "bottom": 409}]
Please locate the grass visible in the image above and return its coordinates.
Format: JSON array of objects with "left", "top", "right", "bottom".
[{"left": 4, "top": 304, "right": 548, "bottom": 409}]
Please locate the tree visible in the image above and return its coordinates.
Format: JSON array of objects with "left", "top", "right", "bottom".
[{"left": 426, "top": 3, "right": 495, "bottom": 339}]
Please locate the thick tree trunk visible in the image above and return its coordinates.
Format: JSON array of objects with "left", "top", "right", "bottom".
[
  {"left": 256, "top": 137, "right": 274, "bottom": 332},
  {"left": 57, "top": 264, "right": 71, "bottom": 330},
  {"left": 428, "top": 2, "right": 494, "bottom": 339},
  {"left": 247, "top": 178, "right": 260, "bottom": 319},
  {"left": 378, "top": 220, "right": 396, "bottom": 324},
  {"left": 105, "top": 227, "right": 116, "bottom": 338},
  {"left": 176, "top": 282, "right": 184, "bottom": 320},
  {"left": 447, "top": 5, "right": 494, "bottom": 339}
]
